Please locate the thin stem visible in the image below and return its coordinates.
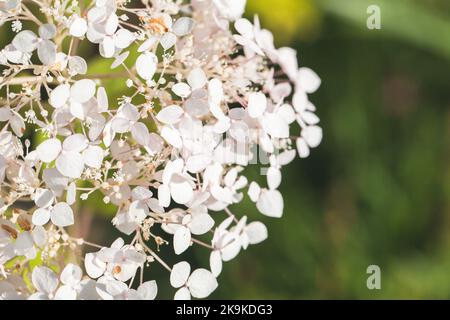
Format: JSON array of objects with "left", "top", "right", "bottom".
[
  {"left": 138, "top": 232, "right": 172, "bottom": 272},
  {"left": 192, "top": 238, "right": 214, "bottom": 250},
  {"left": 224, "top": 207, "right": 239, "bottom": 223},
  {"left": 73, "top": 238, "right": 104, "bottom": 249}
]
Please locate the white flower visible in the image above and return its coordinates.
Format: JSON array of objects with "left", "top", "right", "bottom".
[
  {"left": 234, "top": 18, "right": 264, "bottom": 57},
  {"left": 0, "top": 106, "right": 25, "bottom": 137},
  {"left": 213, "top": 0, "right": 246, "bottom": 21},
  {"left": 135, "top": 52, "right": 158, "bottom": 81},
  {"left": 54, "top": 264, "right": 83, "bottom": 300},
  {"left": 85, "top": 238, "right": 145, "bottom": 282},
  {"left": 170, "top": 261, "right": 218, "bottom": 299},
  {"left": 69, "top": 15, "right": 88, "bottom": 38},
  {"left": 84, "top": 1, "right": 135, "bottom": 58},
  {"left": 210, "top": 216, "right": 267, "bottom": 276},
  {"left": 11, "top": 23, "right": 58, "bottom": 65},
  {"left": 162, "top": 210, "right": 215, "bottom": 255},
  {"left": 32, "top": 201, "right": 74, "bottom": 227},
  {"left": 36, "top": 133, "right": 104, "bottom": 179},
  {"left": 28, "top": 266, "right": 59, "bottom": 300},
  {"left": 95, "top": 276, "right": 157, "bottom": 300},
  {"left": 114, "top": 200, "right": 149, "bottom": 235},
  {"left": 158, "top": 159, "right": 196, "bottom": 207},
  {"left": 0, "top": 0, "right": 322, "bottom": 300}
]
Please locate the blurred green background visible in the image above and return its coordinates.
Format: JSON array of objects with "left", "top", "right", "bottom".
[{"left": 3, "top": 0, "right": 450, "bottom": 299}]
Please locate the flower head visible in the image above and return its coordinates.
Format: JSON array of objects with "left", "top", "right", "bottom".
[{"left": 0, "top": 0, "right": 322, "bottom": 300}]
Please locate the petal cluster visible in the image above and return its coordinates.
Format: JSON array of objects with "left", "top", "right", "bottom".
[{"left": 0, "top": 0, "right": 322, "bottom": 300}]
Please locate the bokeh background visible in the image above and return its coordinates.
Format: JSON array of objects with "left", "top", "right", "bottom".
[{"left": 2, "top": 0, "right": 450, "bottom": 299}]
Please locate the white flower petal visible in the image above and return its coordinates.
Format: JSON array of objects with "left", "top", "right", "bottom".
[
  {"left": 32, "top": 208, "right": 51, "bottom": 226},
  {"left": 187, "top": 68, "right": 207, "bottom": 90},
  {"left": 297, "top": 67, "right": 321, "bottom": 93},
  {"left": 129, "top": 200, "right": 149, "bottom": 222},
  {"left": 32, "top": 226, "right": 47, "bottom": 247},
  {"left": 277, "top": 104, "right": 296, "bottom": 124},
  {"left": 262, "top": 113, "right": 289, "bottom": 138},
  {"left": 213, "top": 118, "right": 231, "bottom": 134},
  {"left": 172, "top": 82, "right": 191, "bottom": 98},
  {"left": 15, "top": 232, "right": 34, "bottom": 252},
  {"left": 111, "top": 51, "right": 129, "bottom": 69},
  {"left": 82, "top": 145, "right": 104, "bottom": 169},
  {"left": 138, "top": 37, "right": 158, "bottom": 52},
  {"left": 36, "top": 138, "right": 62, "bottom": 163},
  {"left": 49, "top": 84, "right": 70, "bottom": 109},
  {"left": 156, "top": 105, "right": 184, "bottom": 125},
  {"left": 208, "top": 78, "right": 223, "bottom": 109},
  {"left": 188, "top": 214, "right": 214, "bottom": 235},
  {"left": 210, "top": 251, "right": 223, "bottom": 277},
  {"left": 174, "top": 287, "right": 191, "bottom": 300},
  {"left": 43, "top": 168, "right": 69, "bottom": 197},
  {"left": 63, "top": 134, "right": 88, "bottom": 152},
  {"left": 173, "top": 17, "right": 195, "bottom": 36},
  {"left": 170, "top": 176, "right": 194, "bottom": 205},
  {"left": 173, "top": 226, "right": 191, "bottom": 255},
  {"left": 84, "top": 253, "right": 106, "bottom": 279},
  {"left": 0, "top": 107, "right": 11, "bottom": 121},
  {"left": 186, "top": 154, "right": 212, "bottom": 173},
  {"left": 296, "top": 137, "right": 310, "bottom": 158},
  {"left": 170, "top": 261, "right": 191, "bottom": 288},
  {"left": 300, "top": 111, "right": 320, "bottom": 125},
  {"left": 248, "top": 181, "right": 261, "bottom": 202},
  {"left": 114, "top": 29, "right": 135, "bottom": 49},
  {"left": 78, "top": 279, "right": 99, "bottom": 300},
  {"left": 39, "top": 23, "right": 56, "bottom": 40},
  {"left": 221, "top": 237, "right": 241, "bottom": 262},
  {"left": 56, "top": 151, "right": 85, "bottom": 178},
  {"left": 111, "top": 117, "right": 131, "bottom": 134},
  {"left": 266, "top": 167, "right": 282, "bottom": 190},
  {"left": 10, "top": 114, "right": 25, "bottom": 137},
  {"left": 256, "top": 189, "right": 284, "bottom": 218},
  {"left": 245, "top": 221, "right": 268, "bottom": 244},
  {"left": 158, "top": 184, "right": 171, "bottom": 208},
  {"left": 136, "top": 52, "right": 157, "bottom": 81},
  {"left": 60, "top": 263, "right": 82, "bottom": 286},
  {"left": 276, "top": 149, "right": 297, "bottom": 166},
  {"left": 101, "top": 36, "right": 115, "bottom": 58},
  {"left": 235, "top": 18, "right": 254, "bottom": 39},
  {"left": 34, "top": 188, "right": 54, "bottom": 208},
  {"left": 68, "top": 56, "right": 88, "bottom": 75},
  {"left": 54, "top": 285, "right": 77, "bottom": 300},
  {"left": 301, "top": 126, "right": 323, "bottom": 148},
  {"left": 32, "top": 266, "right": 58, "bottom": 295},
  {"left": 70, "top": 101, "right": 87, "bottom": 120},
  {"left": 137, "top": 281, "right": 158, "bottom": 300},
  {"left": 160, "top": 32, "right": 177, "bottom": 50},
  {"left": 70, "top": 79, "right": 96, "bottom": 104},
  {"left": 161, "top": 126, "right": 182, "bottom": 149},
  {"left": 37, "top": 40, "right": 56, "bottom": 65},
  {"left": 187, "top": 269, "right": 218, "bottom": 299},
  {"left": 50, "top": 202, "right": 74, "bottom": 227},
  {"left": 70, "top": 17, "right": 87, "bottom": 37},
  {"left": 105, "top": 14, "right": 119, "bottom": 35},
  {"left": 12, "top": 30, "right": 37, "bottom": 53},
  {"left": 66, "top": 182, "right": 76, "bottom": 205}
]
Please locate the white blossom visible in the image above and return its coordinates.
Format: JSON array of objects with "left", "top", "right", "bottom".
[{"left": 0, "top": 0, "right": 322, "bottom": 300}]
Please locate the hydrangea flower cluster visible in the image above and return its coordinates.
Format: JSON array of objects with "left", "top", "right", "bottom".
[{"left": 0, "top": 0, "right": 322, "bottom": 300}]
